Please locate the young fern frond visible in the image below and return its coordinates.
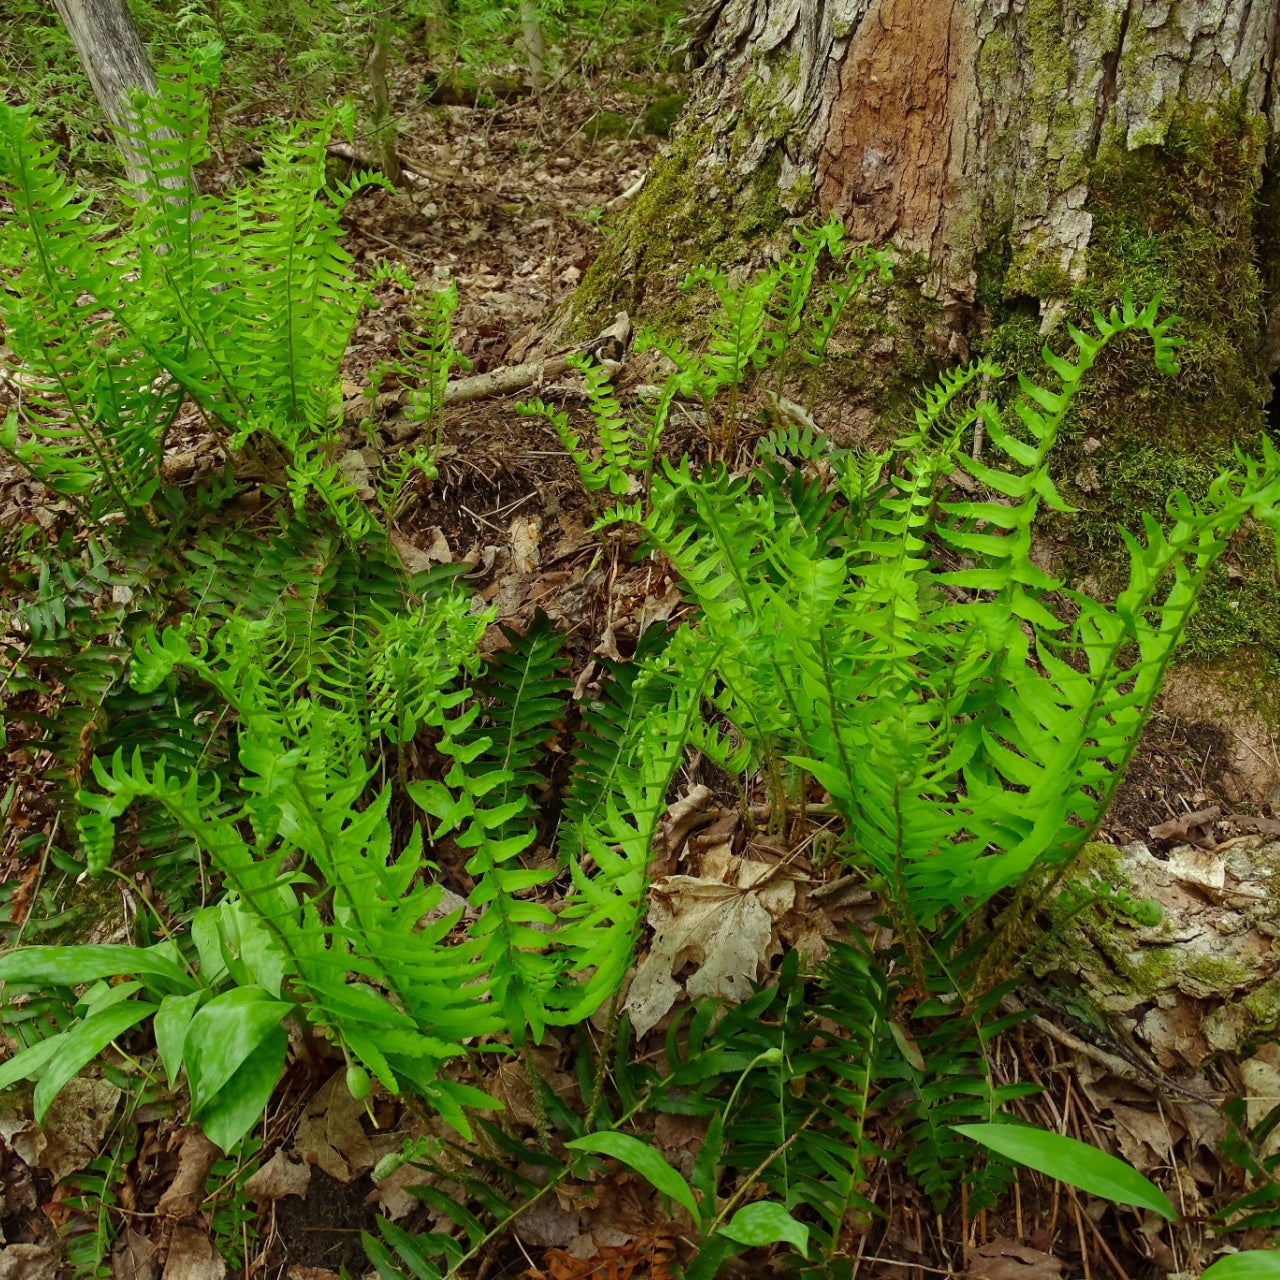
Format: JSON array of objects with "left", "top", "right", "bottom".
[
  {"left": 381, "top": 275, "right": 469, "bottom": 460},
  {"left": 3, "top": 54, "right": 393, "bottom": 537},
  {"left": 802, "top": 244, "right": 895, "bottom": 375},
  {"left": 565, "top": 353, "right": 634, "bottom": 494}
]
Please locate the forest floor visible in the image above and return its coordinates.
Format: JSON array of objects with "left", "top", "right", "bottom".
[{"left": 4, "top": 45, "right": 1280, "bottom": 1280}]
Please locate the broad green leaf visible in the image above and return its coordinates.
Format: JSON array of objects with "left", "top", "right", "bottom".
[
  {"left": 195, "top": 1024, "right": 288, "bottom": 1152},
  {"left": 219, "top": 900, "right": 285, "bottom": 997},
  {"left": 719, "top": 1202, "right": 809, "bottom": 1255},
  {"left": 184, "top": 988, "right": 293, "bottom": 1114},
  {"left": 191, "top": 909, "right": 229, "bottom": 984},
  {"left": 0, "top": 944, "right": 187, "bottom": 988},
  {"left": 76, "top": 979, "right": 144, "bottom": 1016},
  {"left": 953, "top": 1123, "right": 1177, "bottom": 1220},
  {"left": 34, "top": 999, "right": 157, "bottom": 1122},
  {"left": 1201, "top": 1253, "right": 1280, "bottom": 1279},
  {"left": 154, "top": 991, "right": 203, "bottom": 1089},
  {"left": 566, "top": 1132, "right": 699, "bottom": 1220},
  {"left": 0, "top": 1032, "right": 69, "bottom": 1093}
]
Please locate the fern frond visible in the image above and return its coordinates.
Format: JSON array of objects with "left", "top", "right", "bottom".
[
  {"left": 0, "top": 103, "right": 172, "bottom": 513},
  {"left": 561, "top": 625, "right": 670, "bottom": 842}
]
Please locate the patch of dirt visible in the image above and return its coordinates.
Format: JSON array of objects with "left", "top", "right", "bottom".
[
  {"left": 1101, "top": 712, "right": 1234, "bottom": 846},
  {"left": 270, "top": 1171, "right": 380, "bottom": 1275}
]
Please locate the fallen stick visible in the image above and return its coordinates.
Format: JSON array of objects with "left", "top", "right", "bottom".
[
  {"left": 442, "top": 354, "right": 571, "bottom": 405},
  {"left": 439, "top": 313, "right": 630, "bottom": 406}
]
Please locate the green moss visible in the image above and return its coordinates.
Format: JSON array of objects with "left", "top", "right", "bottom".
[
  {"left": 1178, "top": 953, "right": 1253, "bottom": 995},
  {"left": 585, "top": 110, "right": 634, "bottom": 143},
  {"left": 643, "top": 93, "right": 686, "bottom": 138},
  {"left": 569, "top": 131, "right": 791, "bottom": 332},
  {"left": 976, "top": 95, "right": 1276, "bottom": 677},
  {"left": 1075, "top": 840, "right": 1127, "bottom": 881},
  {"left": 1243, "top": 976, "right": 1280, "bottom": 1031},
  {"left": 810, "top": 253, "right": 946, "bottom": 437},
  {"left": 1125, "top": 946, "right": 1178, "bottom": 996},
  {"left": 1077, "top": 95, "right": 1266, "bottom": 447},
  {"left": 730, "top": 53, "right": 803, "bottom": 162}
]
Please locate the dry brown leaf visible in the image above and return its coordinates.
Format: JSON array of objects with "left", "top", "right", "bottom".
[
  {"left": 964, "top": 1238, "right": 1062, "bottom": 1280},
  {"left": 510, "top": 514, "right": 542, "bottom": 573},
  {"left": 514, "top": 1192, "right": 582, "bottom": 1249},
  {"left": 156, "top": 1130, "right": 220, "bottom": 1223},
  {"left": 654, "top": 787, "right": 714, "bottom": 868},
  {"left": 243, "top": 1149, "right": 311, "bottom": 1203},
  {"left": 624, "top": 861, "right": 801, "bottom": 1037},
  {"left": 653, "top": 1112, "right": 707, "bottom": 1178},
  {"left": 159, "top": 1228, "right": 225, "bottom": 1280},
  {"left": 36, "top": 1078, "right": 122, "bottom": 1182},
  {"left": 0, "top": 1245, "right": 57, "bottom": 1280},
  {"left": 1149, "top": 805, "right": 1220, "bottom": 845},
  {"left": 112, "top": 1229, "right": 157, "bottom": 1280},
  {"left": 1243, "top": 1043, "right": 1280, "bottom": 1158},
  {"left": 294, "top": 1072, "right": 398, "bottom": 1183}
]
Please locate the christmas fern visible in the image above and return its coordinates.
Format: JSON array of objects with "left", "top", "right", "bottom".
[
  {"left": 0, "top": 101, "right": 177, "bottom": 514},
  {"left": 622, "top": 298, "right": 1274, "bottom": 947},
  {"left": 0, "top": 48, "right": 389, "bottom": 535}
]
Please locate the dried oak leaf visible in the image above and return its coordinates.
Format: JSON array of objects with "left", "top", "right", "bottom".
[{"left": 624, "top": 861, "right": 800, "bottom": 1037}]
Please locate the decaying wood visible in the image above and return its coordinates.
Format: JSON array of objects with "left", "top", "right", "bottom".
[
  {"left": 439, "top": 310, "right": 632, "bottom": 406},
  {"left": 442, "top": 354, "right": 573, "bottom": 405},
  {"left": 1000, "top": 994, "right": 1222, "bottom": 1105}
]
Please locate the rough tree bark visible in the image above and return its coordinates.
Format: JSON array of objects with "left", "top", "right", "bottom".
[
  {"left": 54, "top": 0, "right": 159, "bottom": 189},
  {"left": 574, "top": 0, "right": 1280, "bottom": 799}
]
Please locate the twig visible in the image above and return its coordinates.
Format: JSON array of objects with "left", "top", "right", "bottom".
[
  {"left": 443, "top": 354, "right": 572, "bottom": 405},
  {"left": 1002, "top": 994, "right": 1223, "bottom": 1104}
]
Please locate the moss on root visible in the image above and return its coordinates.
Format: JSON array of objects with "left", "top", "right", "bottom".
[{"left": 810, "top": 254, "right": 949, "bottom": 441}]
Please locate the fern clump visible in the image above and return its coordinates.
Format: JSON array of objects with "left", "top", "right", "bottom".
[
  {"left": 0, "top": 46, "right": 396, "bottom": 535},
  {"left": 521, "top": 218, "right": 894, "bottom": 519},
  {"left": 604, "top": 296, "right": 1280, "bottom": 1215}
]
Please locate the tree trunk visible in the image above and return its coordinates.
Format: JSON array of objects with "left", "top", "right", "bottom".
[
  {"left": 520, "top": 1, "right": 548, "bottom": 91},
  {"left": 54, "top": 0, "right": 158, "bottom": 189},
  {"left": 573, "top": 0, "right": 1280, "bottom": 796},
  {"left": 366, "top": 17, "right": 404, "bottom": 187}
]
